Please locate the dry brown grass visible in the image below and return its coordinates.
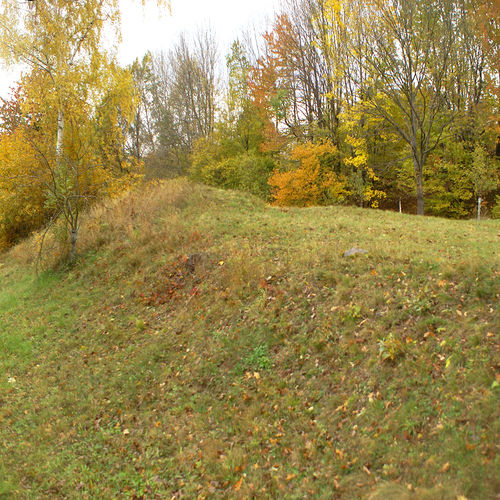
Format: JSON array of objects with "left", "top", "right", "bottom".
[{"left": 7, "top": 178, "right": 197, "bottom": 270}]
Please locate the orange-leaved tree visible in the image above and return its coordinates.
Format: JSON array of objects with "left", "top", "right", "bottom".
[{"left": 269, "top": 140, "right": 348, "bottom": 206}]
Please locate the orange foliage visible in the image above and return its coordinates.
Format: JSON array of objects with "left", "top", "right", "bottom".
[
  {"left": 248, "top": 15, "right": 297, "bottom": 154},
  {"left": 249, "top": 15, "right": 292, "bottom": 111},
  {"left": 269, "top": 140, "right": 348, "bottom": 206}
]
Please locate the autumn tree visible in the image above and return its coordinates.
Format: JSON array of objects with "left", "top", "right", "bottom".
[
  {"left": 189, "top": 39, "right": 274, "bottom": 199},
  {"left": 128, "top": 53, "right": 158, "bottom": 162},
  {"left": 340, "top": 100, "right": 404, "bottom": 208},
  {"left": 168, "top": 32, "right": 218, "bottom": 149},
  {"left": 269, "top": 140, "right": 347, "bottom": 206},
  {"left": 223, "top": 40, "right": 265, "bottom": 153},
  {"left": 348, "top": 0, "right": 457, "bottom": 215},
  {"left": 0, "top": 0, "right": 141, "bottom": 262},
  {"left": 307, "top": 0, "right": 351, "bottom": 138},
  {"left": 469, "top": 0, "right": 499, "bottom": 95},
  {"left": 469, "top": 145, "right": 499, "bottom": 219},
  {"left": 226, "top": 40, "right": 251, "bottom": 120},
  {"left": 249, "top": 10, "right": 335, "bottom": 145},
  {"left": 0, "top": 86, "right": 47, "bottom": 247},
  {"left": 129, "top": 31, "right": 219, "bottom": 177}
]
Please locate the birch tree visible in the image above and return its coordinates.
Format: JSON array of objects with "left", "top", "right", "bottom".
[{"left": 0, "top": 0, "right": 142, "bottom": 262}]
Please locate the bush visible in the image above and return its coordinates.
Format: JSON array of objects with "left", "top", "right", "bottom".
[
  {"left": 492, "top": 195, "right": 500, "bottom": 219},
  {"left": 192, "top": 151, "right": 275, "bottom": 199},
  {"left": 236, "top": 154, "right": 275, "bottom": 198},
  {"left": 268, "top": 140, "right": 348, "bottom": 206}
]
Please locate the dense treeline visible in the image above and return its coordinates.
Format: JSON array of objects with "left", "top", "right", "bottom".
[
  {"left": 0, "top": 0, "right": 498, "bottom": 258},
  {"left": 131, "top": 0, "right": 499, "bottom": 218}
]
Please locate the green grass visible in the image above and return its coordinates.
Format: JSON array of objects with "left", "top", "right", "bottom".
[{"left": 0, "top": 180, "right": 498, "bottom": 498}]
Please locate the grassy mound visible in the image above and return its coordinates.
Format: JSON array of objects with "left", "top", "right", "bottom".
[{"left": 1, "top": 179, "right": 498, "bottom": 498}]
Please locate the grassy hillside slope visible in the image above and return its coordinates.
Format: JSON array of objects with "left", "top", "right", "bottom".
[{"left": 1, "top": 179, "right": 498, "bottom": 499}]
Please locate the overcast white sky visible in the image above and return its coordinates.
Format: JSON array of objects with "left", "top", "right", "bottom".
[{"left": 0, "top": 0, "right": 282, "bottom": 99}]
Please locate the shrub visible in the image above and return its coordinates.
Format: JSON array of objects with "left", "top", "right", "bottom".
[
  {"left": 193, "top": 151, "right": 275, "bottom": 199},
  {"left": 268, "top": 140, "right": 348, "bottom": 206},
  {"left": 492, "top": 195, "right": 500, "bottom": 219}
]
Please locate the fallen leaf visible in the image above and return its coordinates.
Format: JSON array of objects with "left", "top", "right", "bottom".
[
  {"left": 440, "top": 462, "right": 450, "bottom": 473},
  {"left": 465, "top": 440, "right": 477, "bottom": 450},
  {"left": 234, "top": 477, "right": 243, "bottom": 491},
  {"left": 286, "top": 473, "right": 296, "bottom": 481}
]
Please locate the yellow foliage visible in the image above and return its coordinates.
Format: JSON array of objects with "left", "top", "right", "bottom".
[
  {"left": 0, "top": 129, "right": 48, "bottom": 248},
  {"left": 269, "top": 140, "right": 348, "bottom": 206},
  {"left": 363, "top": 185, "right": 386, "bottom": 208},
  {"left": 0, "top": 0, "right": 142, "bottom": 255},
  {"left": 342, "top": 105, "right": 392, "bottom": 207},
  {"left": 0, "top": 75, "right": 141, "bottom": 250}
]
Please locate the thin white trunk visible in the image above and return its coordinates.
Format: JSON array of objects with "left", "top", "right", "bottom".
[
  {"left": 56, "top": 109, "right": 64, "bottom": 161},
  {"left": 477, "top": 196, "right": 482, "bottom": 221},
  {"left": 398, "top": 198, "right": 402, "bottom": 213}
]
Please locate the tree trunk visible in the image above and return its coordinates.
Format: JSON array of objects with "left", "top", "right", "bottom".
[
  {"left": 70, "top": 228, "right": 78, "bottom": 265},
  {"left": 56, "top": 109, "right": 64, "bottom": 160},
  {"left": 416, "top": 184, "right": 424, "bottom": 215},
  {"left": 477, "top": 196, "right": 482, "bottom": 221},
  {"left": 413, "top": 156, "right": 425, "bottom": 216},
  {"left": 398, "top": 198, "right": 402, "bottom": 213}
]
